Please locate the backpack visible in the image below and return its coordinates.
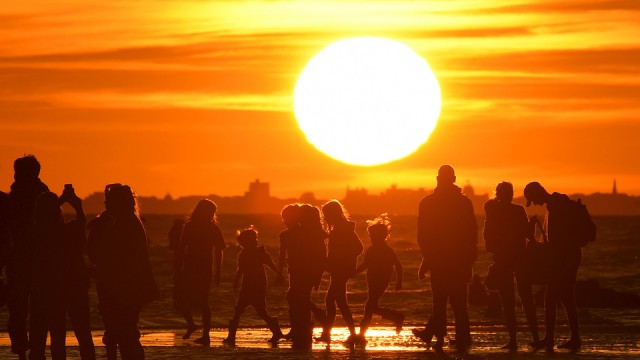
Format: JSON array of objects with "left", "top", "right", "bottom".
[{"left": 568, "top": 198, "right": 597, "bottom": 247}]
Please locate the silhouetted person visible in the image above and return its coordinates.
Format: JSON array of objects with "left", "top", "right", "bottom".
[
  {"left": 279, "top": 204, "right": 328, "bottom": 349},
  {"left": 175, "top": 199, "right": 225, "bottom": 345},
  {"left": 87, "top": 184, "right": 157, "bottom": 360},
  {"left": 483, "top": 182, "right": 540, "bottom": 350},
  {"left": 223, "top": 228, "right": 283, "bottom": 346},
  {"left": 318, "top": 200, "right": 363, "bottom": 346},
  {"left": 7, "top": 155, "right": 49, "bottom": 359},
  {"left": 354, "top": 214, "right": 404, "bottom": 342},
  {"left": 415, "top": 165, "right": 477, "bottom": 352},
  {"left": 31, "top": 188, "right": 96, "bottom": 360},
  {"left": 0, "top": 165, "right": 10, "bottom": 308},
  {"left": 524, "top": 182, "right": 584, "bottom": 351},
  {"left": 167, "top": 218, "right": 185, "bottom": 320}
]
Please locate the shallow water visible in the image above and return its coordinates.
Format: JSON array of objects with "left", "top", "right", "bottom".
[{"left": 1, "top": 326, "right": 638, "bottom": 359}]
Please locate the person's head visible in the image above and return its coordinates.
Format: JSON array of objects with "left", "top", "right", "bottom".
[
  {"left": 13, "top": 155, "right": 41, "bottom": 182},
  {"left": 189, "top": 199, "right": 218, "bottom": 223},
  {"left": 281, "top": 203, "right": 301, "bottom": 228},
  {"left": 34, "top": 191, "right": 62, "bottom": 226},
  {"left": 300, "top": 204, "right": 323, "bottom": 227},
  {"left": 495, "top": 182, "right": 514, "bottom": 203},
  {"left": 367, "top": 214, "right": 391, "bottom": 245},
  {"left": 236, "top": 227, "right": 258, "bottom": 248},
  {"left": 436, "top": 164, "right": 456, "bottom": 186},
  {"left": 524, "top": 182, "right": 549, "bottom": 207},
  {"left": 322, "top": 200, "right": 349, "bottom": 226},
  {"left": 105, "top": 184, "right": 139, "bottom": 217}
]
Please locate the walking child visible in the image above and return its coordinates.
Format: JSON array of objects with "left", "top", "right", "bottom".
[
  {"left": 355, "top": 214, "right": 404, "bottom": 342},
  {"left": 224, "top": 227, "right": 283, "bottom": 346}
]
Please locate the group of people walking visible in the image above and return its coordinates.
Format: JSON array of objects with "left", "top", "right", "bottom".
[{"left": 0, "top": 155, "right": 593, "bottom": 359}]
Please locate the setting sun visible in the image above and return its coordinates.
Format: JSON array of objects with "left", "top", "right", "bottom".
[{"left": 294, "top": 37, "right": 441, "bottom": 166}]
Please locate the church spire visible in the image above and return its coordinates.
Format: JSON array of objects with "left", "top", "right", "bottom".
[{"left": 613, "top": 179, "right": 618, "bottom": 195}]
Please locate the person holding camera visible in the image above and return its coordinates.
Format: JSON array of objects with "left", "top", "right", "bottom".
[{"left": 31, "top": 186, "right": 95, "bottom": 360}]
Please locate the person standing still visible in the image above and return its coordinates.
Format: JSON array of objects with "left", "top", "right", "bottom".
[{"left": 415, "top": 165, "right": 477, "bottom": 353}]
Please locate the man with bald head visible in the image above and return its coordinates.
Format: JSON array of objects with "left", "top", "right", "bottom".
[{"left": 414, "top": 165, "right": 477, "bottom": 352}]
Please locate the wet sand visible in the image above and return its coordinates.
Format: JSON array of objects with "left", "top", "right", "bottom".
[{"left": 1, "top": 325, "right": 638, "bottom": 359}]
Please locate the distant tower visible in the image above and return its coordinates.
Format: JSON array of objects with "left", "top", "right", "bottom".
[{"left": 613, "top": 179, "right": 618, "bottom": 195}]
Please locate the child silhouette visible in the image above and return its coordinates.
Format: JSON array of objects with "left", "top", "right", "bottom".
[
  {"left": 354, "top": 214, "right": 404, "bottom": 343},
  {"left": 224, "top": 228, "right": 283, "bottom": 346}
]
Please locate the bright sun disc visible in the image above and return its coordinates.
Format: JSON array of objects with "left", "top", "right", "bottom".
[{"left": 294, "top": 37, "right": 441, "bottom": 166}]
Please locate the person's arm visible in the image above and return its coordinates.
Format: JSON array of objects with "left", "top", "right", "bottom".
[
  {"left": 213, "top": 247, "right": 223, "bottom": 286},
  {"left": 417, "top": 199, "right": 430, "bottom": 279},
  {"left": 277, "top": 234, "right": 288, "bottom": 277},
  {"left": 393, "top": 251, "right": 403, "bottom": 291},
  {"left": 68, "top": 195, "right": 86, "bottom": 225},
  {"left": 212, "top": 225, "right": 225, "bottom": 286},
  {"left": 233, "top": 267, "right": 242, "bottom": 292}
]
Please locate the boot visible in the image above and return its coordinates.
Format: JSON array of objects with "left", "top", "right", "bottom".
[
  {"left": 222, "top": 320, "right": 237, "bottom": 346},
  {"left": 267, "top": 317, "right": 284, "bottom": 344}
]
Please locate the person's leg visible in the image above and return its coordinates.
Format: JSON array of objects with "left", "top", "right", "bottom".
[
  {"left": 178, "top": 299, "right": 197, "bottom": 339},
  {"left": 450, "top": 280, "right": 471, "bottom": 352},
  {"left": 27, "top": 291, "right": 48, "bottom": 360},
  {"left": 7, "top": 267, "right": 30, "bottom": 358},
  {"left": 49, "top": 304, "right": 68, "bottom": 360},
  {"left": 429, "top": 274, "right": 448, "bottom": 340},
  {"left": 333, "top": 276, "right": 356, "bottom": 336},
  {"left": 558, "top": 256, "right": 581, "bottom": 350},
  {"left": 498, "top": 275, "right": 517, "bottom": 348},
  {"left": 542, "top": 283, "right": 559, "bottom": 351},
  {"left": 67, "top": 289, "right": 96, "bottom": 360},
  {"left": 254, "top": 294, "right": 283, "bottom": 342},
  {"left": 515, "top": 271, "right": 540, "bottom": 346},
  {"left": 359, "top": 287, "right": 383, "bottom": 337},
  {"left": 319, "top": 276, "right": 338, "bottom": 342},
  {"left": 224, "top": 293, "right": 249, "bottom": 345},
  {"left": 117, "top": 304, "right": 144, "bottom": 360},
  {"left": 190, "top": 291, "right": 211, "bottom": 345}
]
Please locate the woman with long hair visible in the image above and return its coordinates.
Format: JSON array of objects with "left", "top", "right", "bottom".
[
  {"left": 88, "top": 184, "right": 157, "bottom": 359},
  {"left": 317, "top": 200, "right": 362, "bottom": 346},
  {"left": 175, "top": 199, "right": 226, "bottom": 345}
]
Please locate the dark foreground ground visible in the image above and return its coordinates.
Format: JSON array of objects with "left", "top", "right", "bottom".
[{"left": 0, "top": 325, "right": 638, "bottom": 360}]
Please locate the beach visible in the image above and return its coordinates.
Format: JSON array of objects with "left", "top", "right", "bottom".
[{"left": 0, "top": 325, "right": 638, "bottom": 359}]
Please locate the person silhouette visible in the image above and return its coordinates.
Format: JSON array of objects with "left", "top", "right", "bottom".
[
  {"left": 414, "top": 165, "right": 477, "bottom": 353},
  {"left": 7, "top": 155, "right": 49, "bottom": 360},
  {"left": 280, "top": 204, "right": 328, "bottom": 349},
  {"left": 524, "top": 182, "right": 584, "bottom": 351},
  {"left": 483, "top": 182, "right": 540, "bottom": 351},
  {"left": 87, "top": 184, "right": 157, "bottom": 360},
  {"left": 317, "top": 200, "right": 363, "bottom": 346},
  {"left": 0, "top": 165, "right": 10, "bottom": 307},
  {"left": 223, "top": 228, "right": 283, "bottom": 346},
  {"left": 354, "top": 214, "right": 404, "bottom": 342},
  {"left": 31, "top": 189, "right": 96, "bottom": 360},
  {"left": 175, "top": 199, "right": 225, "bottom": 345},
  {"left": 167, "top": 218, "right": 186, "bottom": 313}
]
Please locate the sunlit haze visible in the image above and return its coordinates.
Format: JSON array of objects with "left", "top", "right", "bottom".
[{"left": 1, "top": 1, "right": 639, "bottom": 198}]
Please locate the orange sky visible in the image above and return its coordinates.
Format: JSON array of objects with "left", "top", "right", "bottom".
[{"left": 1, "top": 0, "right": 639, "bottom": 199}]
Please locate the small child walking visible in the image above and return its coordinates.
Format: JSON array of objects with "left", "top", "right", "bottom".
[
  {"left": 224, "top": 227, "right": 283, "bottom": 346},
  {"left": 355, "top": 214, "right": 404, "bottom": 341}
]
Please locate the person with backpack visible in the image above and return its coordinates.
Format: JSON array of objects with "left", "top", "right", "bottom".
[{"left": 524, "top": 182, "right": 596, "bottom": 352}]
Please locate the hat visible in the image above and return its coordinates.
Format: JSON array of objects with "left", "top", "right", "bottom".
[{"left": 523, "top": 182, "right": 544, "bottom": 207}]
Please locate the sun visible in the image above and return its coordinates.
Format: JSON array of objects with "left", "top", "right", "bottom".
[{"left": 294, "top": 37, "right": 442, "bottom": 166}]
